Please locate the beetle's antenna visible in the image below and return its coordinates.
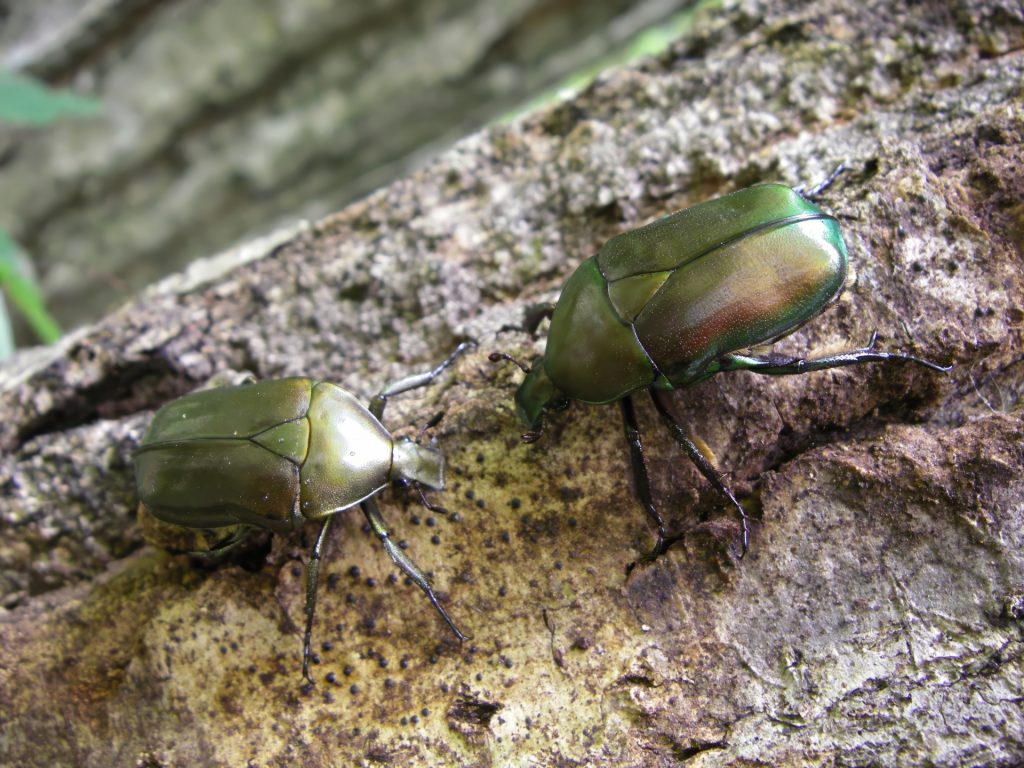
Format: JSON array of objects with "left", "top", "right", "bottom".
[{"left": 488, "top": 351, "right": 531, "bottom": 373}]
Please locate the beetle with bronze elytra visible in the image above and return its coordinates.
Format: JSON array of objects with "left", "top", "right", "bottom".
[
  {"left": 134, "top": 343, "right": 473, "bottom": 685},
  {"left": 493, "top": 175, "right": 950, "bottom": 565}
]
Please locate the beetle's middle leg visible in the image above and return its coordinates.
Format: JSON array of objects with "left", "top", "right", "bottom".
[
  {"left": 620, "top": 396, "right": 680, "bottom": 571},
  {"left": 649, "top": 389, "right": 750, "bottom": 558},
  {"left": 361, "top": 497, "right": 468, "bottom": 642},
  {"left": 368, "top": 341, "right": 475, "bottom": 420}
]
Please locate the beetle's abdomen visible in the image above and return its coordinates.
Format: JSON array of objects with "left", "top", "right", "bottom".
[
  {"left": 135, "top": 378, "right": 315, "bottom": 529},
  {"left": 135, "top": 439, "right": 304, "bottom": 528},
  {"left": 298, "top": 383, "right": 394, "bottom": 520},
  {"left": 141, "top": 377, "right": 313, "bottom": 444},
  {"left": 634, "top": 215, "right": 847, "bottom": 384},
  {"left": 592, "top": 184, "right": 847, "bottom": 386},
  {"left": 543, "top": 257, "right": 657, "bottom": 404}
]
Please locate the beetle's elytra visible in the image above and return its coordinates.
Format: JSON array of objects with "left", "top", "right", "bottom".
[
  {"left": 134, "top": 343, "right": 473, "bottom": 685},
  {"left": 497, "top": 181, "right": 949, "bottom": 564}
]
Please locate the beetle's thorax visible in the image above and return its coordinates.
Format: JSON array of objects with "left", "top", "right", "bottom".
[
  {"left": 537, "top": 256, "right": 658, "bottom": 408},
  {"left": 391, "top": 439, "right": 444, "bottom": 489},
  {"left": 299, "top": 383, "right": 395, "bottom": 519}
]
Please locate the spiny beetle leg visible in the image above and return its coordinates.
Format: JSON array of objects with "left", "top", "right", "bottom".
[
  {"left": 361, "top": 497, "right": 467, "bottom": 642},
  {"left": 650, "top": 389, "right": 750, "bottom": 558},
  {"left": 302, "top": 516, "right": 333, "bottom": 685},
  {"left": 619, "top": 396, "right": 674, "bottom": 572},
  {"left": 712, "top": 332, "right": 951, "bottom": 377},
  {"left": 369, "top": 341, "right": 476, "bottom": 421}
]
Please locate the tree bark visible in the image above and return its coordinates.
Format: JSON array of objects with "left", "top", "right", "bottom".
[
  {"left": 0, "top": 0, "right": 693, "bottom": 334},
  {"left": 1, "top": 0, "right": 1022, "bottom": 765}
]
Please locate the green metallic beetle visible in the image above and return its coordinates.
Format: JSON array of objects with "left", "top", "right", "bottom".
[
  {"left": 134, "top": 343, "right": 472, "bottom": 684},
  {"left": 495, "top": 180, "right": 949, "bottom": 563}
]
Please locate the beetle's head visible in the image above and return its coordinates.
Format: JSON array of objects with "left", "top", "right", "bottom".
[
  {"left": 515, "top": 362, "right": 566, "bottom": 431},
  {"left": 392, "top": 439, "right": 444, "bottom": 490}
]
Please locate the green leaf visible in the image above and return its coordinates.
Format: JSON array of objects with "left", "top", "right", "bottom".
[
  {"left": 0, "top": 69, "right": 101, "bottom": 126},
  {"left": 0, "top": 229, "right": 61, "bottom": 344},
  {"left": 0, "top": 290, "right": 14, "bottom": 361}
]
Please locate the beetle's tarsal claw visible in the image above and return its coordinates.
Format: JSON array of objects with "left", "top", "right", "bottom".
[
  {"left": 432, "top": 597, "right": 469, "bottom": 642},
  {"left": 301, "top": 645, "right": 319, "bottom": 687},
  {"left": 906, "top": 355, "right": 954, "bottom": 373},
  {"left": 627, "top": 531, "right": 684, "bottom": 575}
]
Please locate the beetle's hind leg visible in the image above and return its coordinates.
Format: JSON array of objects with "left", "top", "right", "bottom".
[
  {"left": 711, "top": 332, "right": 951, "bottom": 376},
  {"left": 368, "top": 341, "right": 476, "bottom": 421},
  {"left": 302, "top": 517, "right": 333, "bottom": 685},
  {"left": 620, "top": 396, "right": 683, "bottom": 573},
  {"left": 649, "top": 389, "right": 750, "bottom": 559},
  {"left": 361, "top": 497, "right": 468, "bottom": 642}
]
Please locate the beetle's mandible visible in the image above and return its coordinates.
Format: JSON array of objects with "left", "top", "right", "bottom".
[
  {"left": 493, "top": 180, "right": 949, "bottom": 565},
  {"left": 134, "top": 343, "right": 473, "bottom": 685}
]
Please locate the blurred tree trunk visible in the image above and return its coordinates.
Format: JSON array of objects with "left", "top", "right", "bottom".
[
  {"left": 1, "top": 0, "right": 1022, "bottom": 765},
  {"left": 0, "top": 0, "right": 693, "bottom": 336}
]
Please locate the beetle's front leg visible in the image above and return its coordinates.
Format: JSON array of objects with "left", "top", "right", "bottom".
[
  {"left": 301, "top": 517, "right": 333, "bottom": 686},
  {"left": 710, "top": 332, "right": 951, "bottom": 376},
  {"left": 521, "top": 303, "right": 555, "bottom": 336},
  {"left": 649, "top": 389, "right": 750, "bottom": 558},
  {"left": 620, "top": 396, "right": 680, "bottom": 572},
  {"left": 413, "top": 482, "right": 449, "bottom": 516},
  {"left": 361, "top": 497, "right": 468, "bottom": 642}
]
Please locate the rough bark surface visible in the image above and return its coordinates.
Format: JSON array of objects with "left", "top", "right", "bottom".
[
  {"left": 0, "top": 0, "right": 692, "bottom": 333},
  {"left": 2, "top": 0, "right": 1023, "bottom": 765}
]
